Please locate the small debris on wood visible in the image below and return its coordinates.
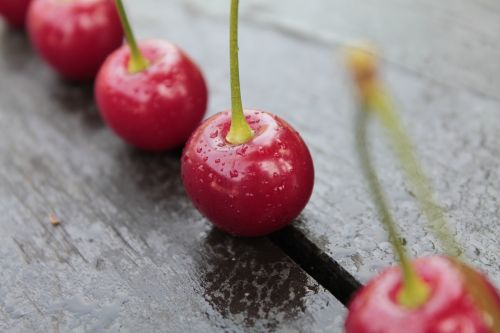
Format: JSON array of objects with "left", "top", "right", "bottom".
[{"left": 49, "top": 214, "right": 61, "bottom": 226}]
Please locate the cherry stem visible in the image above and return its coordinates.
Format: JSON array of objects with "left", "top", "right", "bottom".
[
  {"left": 367, "top": 82, "right": 500, "bottom": 330},
  {"left": 356, "top": 106, "right": 430, "bottom": 309},
  {"left": 348, "top": 45, "right": 500, "bottom": 325},
  {"left": 368, "top": 91, "right": 462, "bottom": 257},
  {"left": 114, "top": 0, "right": 149, "bottom": 73},
  {"left": 226, "top": 0, "right": 253, "bottom": 145}
]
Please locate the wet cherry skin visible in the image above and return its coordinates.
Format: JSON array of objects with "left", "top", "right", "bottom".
[
  {"left": 0, "top": 0, "right": 31, "bottom": 28},
  {"left": 27, "top": 0, "right": 123, "bottom": 81},
  {"left": 181, "top": 110, "right": 315, "bottom": 237},
  {"left": 95, "top": 39, "right": 208, "bottom": 151},
  {"left": 345, "top": 256, "right": 500, "bottom": 333}
]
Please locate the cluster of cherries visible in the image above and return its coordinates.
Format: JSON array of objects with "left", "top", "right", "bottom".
[
  {"left": 1, "top": 0, "right": 499, "bottom": 332},
  {"left": 0, "top": 0, "right": 313, "bottom": 237}
]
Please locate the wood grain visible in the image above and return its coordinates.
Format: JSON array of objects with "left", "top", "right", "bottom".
[
  {"left": 1, "top": 0, "right": 499, "bottom": 331},
  {"left": 0, "top": 2, "right": 346, "bottom": 331},
  {"left": 183, "top": 0, "right": 500, "bottom": 285}
]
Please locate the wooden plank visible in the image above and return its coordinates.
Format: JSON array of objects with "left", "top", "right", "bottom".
[
  {"left": 187, "top": 0, "right": 500, "bottom": 100},
  {"left": 0, "top": 2, "right": 346, "bottom": 332},
  {"left": 184, "top": 0, "right": 500, "bottom": 286}
]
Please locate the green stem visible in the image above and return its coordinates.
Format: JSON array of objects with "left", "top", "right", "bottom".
[
  {"left": 225, "top": 0, "right": 253, "bottom": 145},
  {"left": 367, "top": 88, "right": 500, "bottom": 329},
  {"left": 346, "top": 45, "right": 499, "bottom": 327},
  {"left": 114, "top": 0, "right": 149, "bottom": 73},
  {"left": 356, "top": 106, "right": 430, "bottom": 309},
  {"left": 369, "top": 91, "right": 462, "bottom": 257}
]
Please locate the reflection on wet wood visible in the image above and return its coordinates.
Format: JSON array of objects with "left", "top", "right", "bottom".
[
  {"left": 1, "top": 0, "right": 499, "bottom": 331},
  {"left": 0, "top": 4, "right": 345, "bottom": 331}
]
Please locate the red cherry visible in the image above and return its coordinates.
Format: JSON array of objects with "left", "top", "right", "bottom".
[
  {"left": 345, "top": 256, "right": 500, "bottom": 333},
  {"left": 27, "top": 0, "right": 123, "bottom": 81},
  {"left": 181, "top": 110, "right": 314, "bottom": 237},
  {"left": 0, "top": 0, "right": 31, "bottom": 28},
  {"left": 95, "top": 39, "right": 208, "bottom": 151}
]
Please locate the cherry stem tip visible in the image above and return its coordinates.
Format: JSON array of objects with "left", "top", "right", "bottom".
[
  {"left": 115, "top": 0, "right": 149, "bottom": 73},
  {"left": 226, "top": 0, "right": 253, "bottom": 145}
]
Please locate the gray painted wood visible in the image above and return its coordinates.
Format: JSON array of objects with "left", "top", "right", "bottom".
[
  {"left": 0, "top": 1, "right": 346, "bottom": 332},
  {"left": 1, "top": 0, "right": 499, "bottom": 331},
  {"left": 185, "top": 0, "right": 500, "bottom": 285}
]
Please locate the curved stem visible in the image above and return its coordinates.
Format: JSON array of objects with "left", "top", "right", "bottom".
[
  {"left": 347, "top": 45, "right": 500, "bottom": 325},
  {"left": 356, "top": 106, "right": 430, "bottom": 309},
  {"left": 225, "top": 0, "right": 253, "bottom": 145},
  {"left": 368, "top": 85, "right": 500, "bottom": 330},
  {"left": 115, "top": 0, "right": 149, "bottom": 73}
]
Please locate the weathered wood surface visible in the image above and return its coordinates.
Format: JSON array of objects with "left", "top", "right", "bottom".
[
  {"left": 186, "top": 0, "right": 500, "bottom": 285},
  {"left": 0, "top": 1, "right": 346, "bottom": 332},
  {"left": 1, "top": 0, "right": 500, "bottom": 332}
]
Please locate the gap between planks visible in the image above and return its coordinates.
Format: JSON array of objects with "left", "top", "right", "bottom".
[{"left": 269, "top": 226, "right": 363, "bottom": 306}]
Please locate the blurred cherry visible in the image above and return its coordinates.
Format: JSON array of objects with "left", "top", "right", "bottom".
[{"left": 27, "top": 0, "right": 123, "bottom": 81}]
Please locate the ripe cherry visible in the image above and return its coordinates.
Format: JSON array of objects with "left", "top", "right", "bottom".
[
  {"left": 27, "top": 0, "right": 123, "bottom": 81},
  {"left": 0, "top": 0, "right": 31, "bottom": 28},
  {"left": 95, "top": 0, "right": 207, "bottom": 151},
  {"left": 181, "top": 0, "right": 314, "bottom": 237},
  {"left": 346, "top": 256, "right": 500, "bottom": 333}
]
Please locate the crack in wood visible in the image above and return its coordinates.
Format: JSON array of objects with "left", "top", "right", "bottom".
[{"left": 269, "top": 226, "right": 362, "bottom": 306}]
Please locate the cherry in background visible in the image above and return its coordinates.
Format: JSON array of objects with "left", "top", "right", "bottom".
[
  {"left": 344, "top": 46, "right": 500, "bottom": 333},
  {"left": 95, "top": 0, "right": 207, "bottom": 151},
  {"left": 27, "top": 0, "right": 123, "bottom": 81},
  {"left": 346, "top": 256, "right": 500, "bottom": 333},
  {"left": 181, "top": 0, "right": 314, "bottom": 237},
  {"left": 0, "top": 0, "right": 32, "bottom": 28}
]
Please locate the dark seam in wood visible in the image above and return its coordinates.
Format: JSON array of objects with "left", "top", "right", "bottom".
[
  {"left": 58, "top": 225, "right": 90, "bottom": 264},
  {"left": 22, "top": 291, "right": 44, "bottom": 316},
  {"left": 269, "top": 226, "right": 362, "bottom": 306},
  {"left": 181, "top": 0, "right": 500, "bottom": 103},
  {"left": 12, "top": 238, "right": 31, "bottom": 265},
  {"left": 109, "top": 225, "right": 141, "bottom": 258}
]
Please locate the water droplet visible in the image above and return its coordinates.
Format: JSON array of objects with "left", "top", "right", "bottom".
[
  {"left": 273, "top": 172, "right": 279, "bottom": 177},
  {"left": 196, "top": 147, "right": 202, "bottom": 153},
  {"left": 203, "top": 156, "right": 208, "bottom": 162},
  {"left": 209, "top": 130, "right": 218, "bottom": 138},
  {"left": 236, "top": 145, "right": 248, "bottom": 156},
  {"left": 215, "top": 159, "right": 221, "bottom": 164},
  {"left": 230, "top": 170, "right": 239, "bottom": 178}
]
